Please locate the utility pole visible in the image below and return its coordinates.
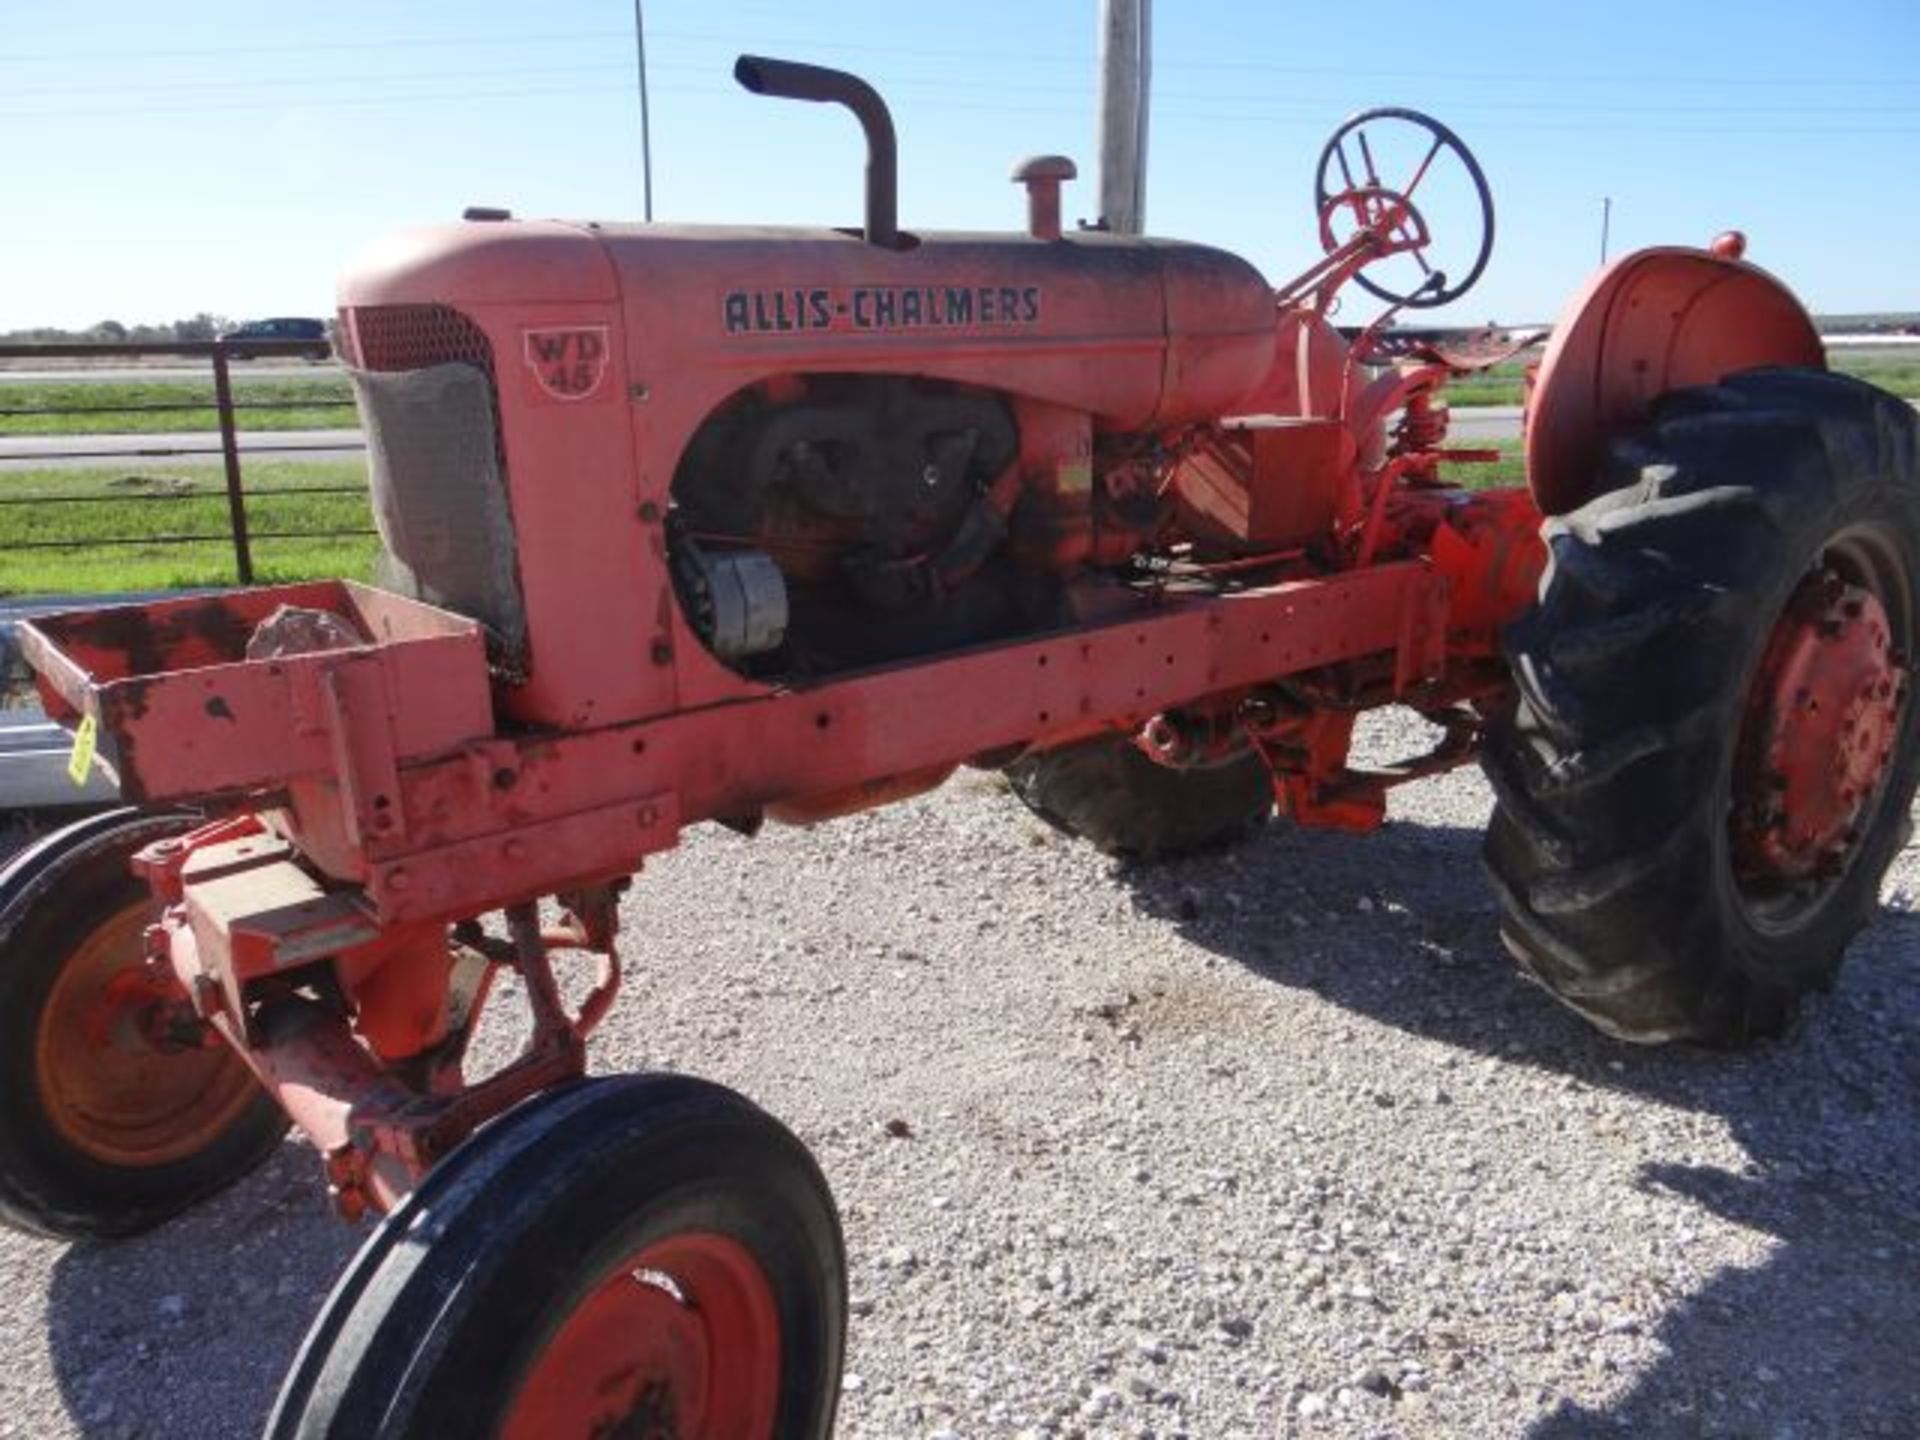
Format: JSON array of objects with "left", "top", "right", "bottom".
[
  {"left": 1600, "top": 196, "right": 1612, "bottom": 265},
  {"left": 634, "top": 0, "right": 655, "bottom": 221},
  {"left": 1097, "top": 0, "right": 1151, "bottom": 234}
]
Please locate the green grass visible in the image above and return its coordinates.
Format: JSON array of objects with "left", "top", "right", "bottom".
[
  {"left": 1431, "top": 350, "right": 1920, "bottom": 409},
  {"left": 1439, "top": 437, "right": 1524, "bottom": 489},
  {"left": 0, "top": 459, "right": 378, "bottom": 595},
  {"left": 1442, "top": 369, "right": 1528, "bottom": 407},
  {"left": 1826, "top": 351, "right": 1920, "bottom": 399},
  {"left": 0, "top": 376, "right": 356, "bottom": 436},
  {"left": 0, "top": 352, "right": 1911, "bottom": 441},
  {"left": 0, "top": 340, "right": 1907, "bottom": 596}
]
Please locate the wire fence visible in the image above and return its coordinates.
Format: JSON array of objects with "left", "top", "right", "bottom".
[{"left": 0, "top": 339, "right": 372, "bottom": 588}]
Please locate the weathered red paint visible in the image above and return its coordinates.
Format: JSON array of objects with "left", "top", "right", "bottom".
[
  {"left": 22, "top": 142, "right": 1821, "bottom": 1232},
  {"left": 20, "top": 582, "right": 489, "bottom": 808},
  {"left": 338, "top": 224, "right": 1280, "bottom": 731},
  {"left": 502, "top": 1231, "right": 783, "bottom": 1440},
  {"left": 1732, "top": 570, "right": 1908, "bottom": 883},
  {"left": 1526, "top": 246, "right": 1824, "bottom": 514}
]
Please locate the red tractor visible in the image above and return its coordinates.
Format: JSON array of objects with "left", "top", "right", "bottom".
[{"left": 3, "top": 57, "right": 1914, "bottom": 1437}]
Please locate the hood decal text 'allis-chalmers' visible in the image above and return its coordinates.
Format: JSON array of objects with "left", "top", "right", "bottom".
[{"left": 723, "top": 284, "right": 1042, "bottom": 336}]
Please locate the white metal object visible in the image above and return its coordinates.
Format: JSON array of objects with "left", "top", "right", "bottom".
[
  {"left": 1, "top": 593, "right": 177, "bottom": 809},
  {"left": 0, "top": 707, "right": 118, "bottom": 808},
  {"left": 1097, "top": 0, "right": 1151, "bottom": 235}
]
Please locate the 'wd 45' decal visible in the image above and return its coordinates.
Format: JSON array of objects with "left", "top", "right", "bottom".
[{"left": 523, "top": 326, "right": 611, "bottom": 402}]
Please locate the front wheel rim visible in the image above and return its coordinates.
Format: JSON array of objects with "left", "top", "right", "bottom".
[
  {"left": 33, "top": 899, "right": 264, "bottom": 1167},
  {"left": 502, "top": 1229, "right": 783, "bottom": 1440}
]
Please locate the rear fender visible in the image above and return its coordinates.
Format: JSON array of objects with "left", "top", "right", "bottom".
[{"left": 1525, "top": 243, "right": 1822, "bottom": 514}]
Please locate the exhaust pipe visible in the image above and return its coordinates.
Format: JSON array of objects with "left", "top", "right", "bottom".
[{"left": 734, "top": 54, "right": 899, "bottom": 249}]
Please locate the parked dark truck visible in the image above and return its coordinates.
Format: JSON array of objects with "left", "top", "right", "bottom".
[{"left": 2, "top": 57, "right": 1913, "bottom": 1438}]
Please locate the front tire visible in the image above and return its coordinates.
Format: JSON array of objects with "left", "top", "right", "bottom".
[
  {"left": 1484, "top": 369, "right": 1920, "bottom": 1045},
  {"left": 0, "top": 809, "right": 287, "bottom": 1239},
  {"left": 269, "top": 1073, "right": 846, "bottom": 1440}
]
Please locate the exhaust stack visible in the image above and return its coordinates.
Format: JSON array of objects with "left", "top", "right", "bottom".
[{"left": 734, "top": 55, "right": 900, "bottom": 249}]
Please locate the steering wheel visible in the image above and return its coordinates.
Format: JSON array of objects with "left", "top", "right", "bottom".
[{"left": 1313, "top": 108, "right": 1494, "bottom": 309}]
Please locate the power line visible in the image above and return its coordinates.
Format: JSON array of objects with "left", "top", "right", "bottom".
[
  {"left": 1, "top": 23, "right": 1913, "bottom": 94},
  {"left": 0, "top": 30, "right": 632, "bottom": 63},
  {"left": 640, "top": 27, "right": 1920, "bottom": 90},
  {"left": 3, "top": 60, "right": 642, "bottom": 99},
  {"left": 0, "top": 83, "right": 644, "bottom": 121},
  {"left": 0, "top": 53, "right": 1910, "bottom": 122},
  {"left": 5, "top": 55, "right": 1914, "bottom": 120},
  {"left": 3, "top": 78, "right": 1916, "bottom": 136}
]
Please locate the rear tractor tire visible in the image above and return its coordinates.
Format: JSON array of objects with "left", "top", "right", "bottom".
[
  {"left": 1005, "top": 734, "right": 1274, "bottom": 861},
  {"left": 270, "top": 1073, "right": 847, "bottom": 1440},
  {"left": 0, "top": 808, "right": 286, "bottom": 1239},
  {"left": 1484, "top": 368, "right": 1920, "bottom": 1045}
]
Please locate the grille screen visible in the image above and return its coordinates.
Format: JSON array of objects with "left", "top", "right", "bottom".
[{"left": 343, "top": 304, "right": 527, "bottom": 675}]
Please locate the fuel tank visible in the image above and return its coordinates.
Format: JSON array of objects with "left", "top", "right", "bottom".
[{"left": 341, "top": 219, "right": 1279, "bottom": 430}]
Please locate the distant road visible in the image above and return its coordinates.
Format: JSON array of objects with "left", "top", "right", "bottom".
[
  {"left": 0, "top": 409, "right": 1525, "bottom": 475},
  {"left": 0, "top": 364, "right": 336, "bottom": 385},
  {"left": 1, "top": 401, "right": 1908, "bottom": 475},
  {"left": 0, "top": 428, "right": 364, "bottom": 472},
  {"left": 0, "top": 415, "right": 1526, "bottom": 476},
  {"left": 1448, "top": 406, "right": 1521, "bottom": 441}
]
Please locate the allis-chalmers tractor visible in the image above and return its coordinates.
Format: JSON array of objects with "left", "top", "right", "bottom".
[{"left": 2, "top": 55, "right": 1915, "bottom": 1438}]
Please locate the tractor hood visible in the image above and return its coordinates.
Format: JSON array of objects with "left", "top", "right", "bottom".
[{"left": 339, "top": 219, "right": 1279, "bottom": 429}]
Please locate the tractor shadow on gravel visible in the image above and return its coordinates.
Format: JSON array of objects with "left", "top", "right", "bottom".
[
  {"left": 26, "top": 807, "right": 1917, "bottom": 1437},
  {"left": 43, "top": 1142, "right": 357, "bottom": 1438},
  {"left": 1119, "top": 809, "right": 1920, "bottom": 1438}
]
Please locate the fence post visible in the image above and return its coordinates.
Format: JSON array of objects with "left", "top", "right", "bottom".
[{"left": 209, "top": 343, "right": 255, "bottom": 585}]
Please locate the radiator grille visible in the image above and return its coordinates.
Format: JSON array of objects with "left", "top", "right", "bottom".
[{"left": 341, "top": 303, "right": 497, "bottom": 378}]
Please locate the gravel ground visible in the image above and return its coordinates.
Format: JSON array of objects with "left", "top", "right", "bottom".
[{"left": 0, "top": 710, "right": 1915, "bottom": 1438}]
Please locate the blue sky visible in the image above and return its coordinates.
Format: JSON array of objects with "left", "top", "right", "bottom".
[{"left": 4, "top": 0, "right": 1915, "bottom": 330}]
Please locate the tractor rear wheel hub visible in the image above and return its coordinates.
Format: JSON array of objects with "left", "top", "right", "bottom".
[{"left": 1733, "top": 569, "right": 1908, "bottom": 883}]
